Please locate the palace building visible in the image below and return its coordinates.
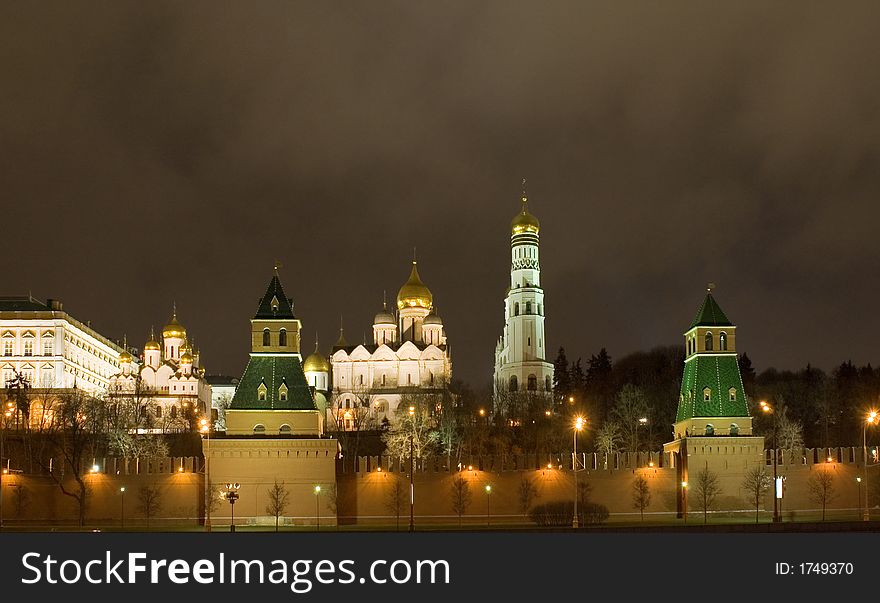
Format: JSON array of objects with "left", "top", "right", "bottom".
[
  {"left": 493, "top": 189, "right": 554, "bottom": 402},
  {"left": 1, "top": 295, "right": 125, "bottom": 396},
  {"left": 322, "top": 259, "right": 452, "bottom": 429},
  {"left": 108, "top": 308, "right": 212, "bottom": 432}
]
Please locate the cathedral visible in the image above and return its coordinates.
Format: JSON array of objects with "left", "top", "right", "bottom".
[
  {"left": 315, "top": 259, "right": 452, "bottom": 429},
  {"left": 493, "top": 189, "right": 554, "bottom": 402},
  {"left": 109, "top": 308, "right": 212, "bottom": 432}
]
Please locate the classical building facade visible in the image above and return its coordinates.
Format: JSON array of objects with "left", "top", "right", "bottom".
[
  {"left": 1, "top": 295, "right": 125, "bottom": 396},
  {"left": 663, "top": 287, "right": 764, "bottom": 518},
  {"left": 108, "top": 309, "right": 212, "bottom": 431},
  {"left": 323, "top": 260, "right": 452, "bottom": 429},
  {"left": 493, "top": 191, "right": 554, "bottom": 401},
  {"left": 207, "top": 269, "right": 337, "bottom": 527}
]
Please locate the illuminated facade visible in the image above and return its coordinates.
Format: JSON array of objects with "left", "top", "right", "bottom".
[
  {"left": 0, "top": 296, "right": 125, "bottom": 395},
  {"left": 109, "top": 308, "right": 211, "bottom": 431},
  {"left": 326, "top": 260, "right": 452, "bottom": 429},
  {"left": 493, "top": 190, "right": 554, "bottom": 400}
]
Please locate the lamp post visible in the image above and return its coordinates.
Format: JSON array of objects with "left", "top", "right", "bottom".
[
  {"left": 120, "top": 487, "right": 126, "bottom": 529},
  {"left": 681, "top": 481, "right": 688, "bottom": 523},
  {"left": 485, "top": 485, "right": 492, "bottom": 526},
  {"left": 760, "top": 401, "right": 781, "bottom": 523},
  {"left": 200, "top": 418, "right": 211, "bottom": 532},
  {"left": 862, "top": 410, "right": 877, "bottom": 521},
  {"left": 0, "top": 406, "right": 11, "bottom": 532},
  {"left": 224, "top": 483, "right": 240, "bottom": 532},
  {"left": 408, "top": 405, "right": 415, "bottom": 533},
  {"left": 857, "top": 477, "right": 863, "bottom": 520},
  {"left": 314, "top": 485, "right": 322, "bottom": 530},
  {"left": 572, "top": 416, "right": 585, "bottom": 528}
]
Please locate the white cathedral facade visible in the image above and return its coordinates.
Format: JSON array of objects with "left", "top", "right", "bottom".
[
  {"left": 493, "top": 191, "right": 554, "bottom": 401},
  {"left": 307, "top": 260, "right": 452, "bottom": 429}
]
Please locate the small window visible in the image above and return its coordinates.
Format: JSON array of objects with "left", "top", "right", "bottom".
[
  {"left": 538, "top": 304, "right": 542, "bottom": 315},
  {"left": 705, "top": 424, "right": 715, "bottom": 436},
  {"left": 170, "top": 405, "right": 178, "bottom": 419},
  {"left": 3, "top": 340, "right": 12, "bottom": 356},
  {"left": 728, "top": 387, "right": 736, "bottom": 402},
  {"left": 279, "top": 328, "right": 287, "bottom": 347},
  {"left": 719, "top": 332, "right": 727, "bottom": 351},
  {"left": 280, "top": 390, "right": 288, "bottom": 401},
  {"left": 703, "top": 387, "right": 711, "bottom": 402},
  {"left": 23, "top": 340, "right": 33, "bottom": 356},
  {"left": 525, "top": 302, "right": 532, "bottom": 314},
  {"left": 509, "top": 375, "right": 518, "bottom": 392},
  {"left": 263, "top": 328, "right": 271, "bottom": 347},
  {"left": 704, "top": 332, "right": 713, "bottom": 351},
  {"left": 258, "top": 390, "right": 267, "bottom": 401},
  {"left": 381, "top": 374, "right": 386, "bottom": 386},
  {"left": 527, "top": 374, "right": 537, "bottom": 391},
  {"left": 279, "top": 424, "right": 291, "bottom": 434},
  {"left": 253, "top": 424, "right": 266, "bottom": 434},
  {"left": 156, "top": 405, "right": 162, "bottom": 418},
  {"left": 514, "top": 302, "right": 519, "bottom": 316}
]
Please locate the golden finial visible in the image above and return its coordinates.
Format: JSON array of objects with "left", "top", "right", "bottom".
[
  {"left": 707, "top": 282, "right": 716, "bottom": 293},
  {"left": 274, "top": 259, "right": 283, "bottom": 273},
  {"left": 522, "top": 177, "right": 528, "bottom": 203}
]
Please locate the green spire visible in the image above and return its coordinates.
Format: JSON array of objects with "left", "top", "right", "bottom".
[{"left": 690, "top": 287, "right": 732, "bottom": 328}]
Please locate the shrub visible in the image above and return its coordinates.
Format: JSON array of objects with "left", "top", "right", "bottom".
[{"left": 528, "top": 500, "right": 609, "bottom": 526}]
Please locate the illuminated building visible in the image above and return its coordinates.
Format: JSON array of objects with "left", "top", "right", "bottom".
[
  {"left": 327, "top": 259, "right": 452, "bottom": 428},
  {"left": 493, "top": 188, "right": 554, "bottom": 401}
]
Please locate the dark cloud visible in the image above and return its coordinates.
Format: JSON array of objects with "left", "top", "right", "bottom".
[{"left": 2, "top": 1, "right": 880, "bottom": 384}]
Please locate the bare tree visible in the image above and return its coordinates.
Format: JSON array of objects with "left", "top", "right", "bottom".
[
  {"left": 265, "top": 480, "right": 290, "bottom": 532},
  {"left": 384, "top": 474, "right": 405, "bottom": 530},
  {"left": 381, "top": 393, "right": 440, "bottom": 462},
  {"left": 741, "top": 466, "right": 772, "bottom": 523},
  {"left": 329, "top": 385, "right": 377, "bottom": 460},
  {"left": 632, "top": 475, "right": 651, "bottom": 521},
  {"left": 594, "top": 421, "right": 621, "bottom": 470},
  {"left": 517, "top": 474, "right": 539, "bottom": 519},
  {"left": 449, "top": 475, "right": 472, "bottom": 526},
  {"left": 611, "top": 385, "right": 649, "bottom": 452},
  {"left": 694, "top": 466, "right": 721, "bottom": 524},
  {"left": 137, "top": 485, "right": 163, "bottom": 528},
  {"left": 808, "top": 470, "right": 836, "bottom": 521}
]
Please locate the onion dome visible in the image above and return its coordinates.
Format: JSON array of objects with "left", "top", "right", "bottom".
[
  {"left": 396, "top": 261, "right": 433, "bottom": 310},
  {"left": 303, "top": 345, "right": 330, "bottom": 373},
  {"left": 163, "top": 307, "right": 186, "bottom": 339},
  {"left": 180, "top": 350, "right": 193, "bottom": 364},
  {"left": 424, "top": 310, "right": 442, "bottom": 325},
  {"left": 119, "top": 349, "right": 132, "bottom": 364},
  {"left": 511, "top": 193, "right": 540, "bottom": 235},
  {"left": 144, "top": 327, "right": 160, "bottom": 351},
  {"left": 374, "top": 299, "right": 395, "bottom": 325}
]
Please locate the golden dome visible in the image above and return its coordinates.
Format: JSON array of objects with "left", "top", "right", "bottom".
[
  {"left": 396, "top": 261, "right": 433, "bottom": 310},
  {"left": 511, "top": 194, "right": 540, "bottom": 235},
  {"left": 144, "top": 340, "right": 160, "bottom": 351},
  {"left": 180, "top": 351, "right": 193, "bottom": 364},
  {"left": 119, "top": 350, "right": 132, "bottom": 364},
  {"left": 163, "top": 311, "right": 186, "bottom": 339},
  {"left": 303, "top": 350, "right": 330, "bottom": 373}
]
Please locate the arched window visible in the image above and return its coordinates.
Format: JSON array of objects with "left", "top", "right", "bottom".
[
  {"left": 514, "top": 302, "right": 520, "bottom": 316},
  {"left": 527, "top": 374, "right": 537, "bottom": 391},
  {"left": 253, "top": 424, "right": 266, "bottom": 434},
  {"left": 156, "top": 405, "right": 163, "bottom": 418},
  {"left": 279, "top": 328, "right": 287, "bottom": 347},
  {"left": 705, "top": 424, "right": 715, "bottom": 436},
  {"left": 279, "top": 424, "right": 291, "bottom": 434},
  {"left": 263, "top": 328, "right": 271, "bottom": 347},
  {"left": 509, "top": 375, "right": 518, "bottom": 392},
  {"left": 703, "top": 387, "right": 711, "bottom": 402},
  {"left": 170, "top": 405, "right": 178, "bottom": 419},
  {"left": 704, "top": 332, "right": 713, "bottom": 351},
  {"left": 728, "top": 387, "right": 737, "bottom": 402},
  {"left": 525, "top": 302, "right": 532, "bottom": 314},
  {"left": 719, "top": 332, "right": 727, "bottom": 351},
  {"left": 381, "top": 374, "right": 386, "bottom": 386},
  {"left": 279, "top": 389, "right": 288, "bottom": 401},
  {"left": 258, "top": 387, "right": 267, "bottom": 401},
  {"left": 729, "top": 423, "right": 739, "bottom": 436}
]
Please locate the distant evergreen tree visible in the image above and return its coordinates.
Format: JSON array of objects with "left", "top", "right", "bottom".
[
  {"left": 570, "top": 358, "right": 586, "bottom": 401},
  {"left": 738, "top": 353, "right": 756, "bottom": 396},
  {"left": 553, "top": 347, "right": 571, "bottom": 400},
  {"left": 586, "top": 348, "right": 614, "bottom": 420}
]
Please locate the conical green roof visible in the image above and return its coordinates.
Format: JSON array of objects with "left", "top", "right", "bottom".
[
  {"left": 690, "top": 293, "right": 732, "bottom": 328},
  {"left": 254, "top": 273, "right": 295, "bottom": 319}
]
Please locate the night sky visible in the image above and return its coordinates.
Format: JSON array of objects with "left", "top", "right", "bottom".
[{"left": 3, "top": 2, "right": 880, "bottom": 387}]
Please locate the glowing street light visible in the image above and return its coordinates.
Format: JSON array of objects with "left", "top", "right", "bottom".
[
  {"left": 408, "top": 405, "right": 416, "bottom": 532},
  {"left": 572, "top": 416, "right": 585, "bottom": 528},
  {"left": 119, "top": 487, "right": 126, "bottom": 529},
  {"left": 314, "top": 485, "right": 322, "bottom": 530},
  {"left": 862, "top": 410, "right": 878, "bottom": 521},
  {"left": 760, "top": 401, "right": 782, "bottom": 523},
  {"left": 224, "top": 483, "right": 240, "bottom": 532},
  {"left": 485, "top": 484, "right": 492, "bottom": 526}
]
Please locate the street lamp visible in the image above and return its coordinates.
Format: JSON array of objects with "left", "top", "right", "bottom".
[
  {"left": 314, "top": 485, "right": 322, "bottom": 530},
  {"left": 120, "top": 487, "right": 126, "bottom": 529},
  {"left": 572, "top": 416, "right": 585, "bottom": 528},
  {"left": 857, "top": 477, "right": 863, "bottom": 520},
  {"left": 0, "top": 407, "right": 11, "bottom": 532},
  {"left": 200, "top": 417, "right": 211, "bottom": 532},
  {"left": 408, "top": 405, "right": 415, "bottom": 532},
  {"left": 759, "top": 401, "right": 781, "bottom": 523},
  {"left": 224, "top": 483, "right": 240, "bottom": 532},
  {"left": 485, "top": 485, "right": 492, "bottom": 526},
  {"left": 862, "top": 410, "right": 877, "bottom": 521},
  {"left": 681, "top": 481, "right": 688, "bottom": 523}
]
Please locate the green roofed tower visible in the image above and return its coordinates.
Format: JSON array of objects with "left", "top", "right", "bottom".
[
  {"left": 673, "top": 285, "right": 751, "bottom": 438},
  {"left": 225, "top": 267, "right": 323, "bottom": 436}
]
